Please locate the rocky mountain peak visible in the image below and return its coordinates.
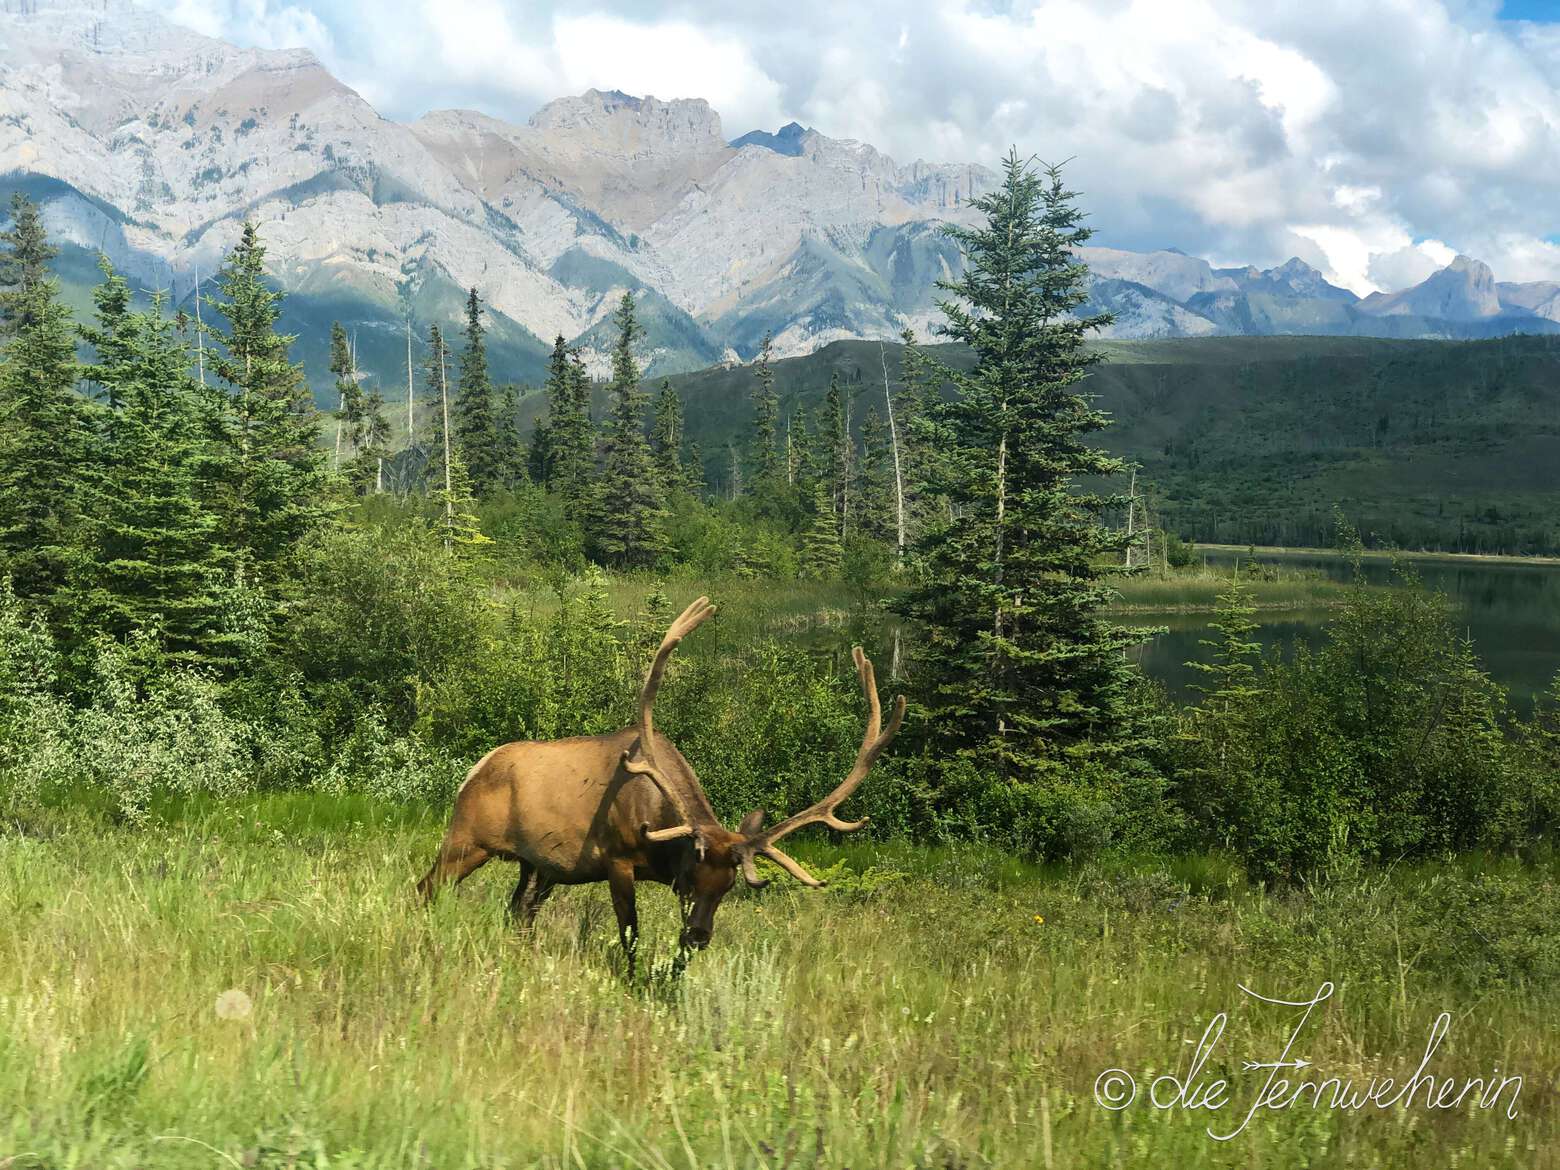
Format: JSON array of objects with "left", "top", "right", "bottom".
[{"left": 526, "top": 88, "right": 726, "bottom": 159}]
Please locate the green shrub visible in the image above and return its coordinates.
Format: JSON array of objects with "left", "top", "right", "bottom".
[{"left": 1177, "top": 567, "right": 1546, "bottom": 880}]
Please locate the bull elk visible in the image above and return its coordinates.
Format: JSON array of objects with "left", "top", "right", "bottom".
[{"left": 416, "top": 596, "right": 904, "bottom": 968}]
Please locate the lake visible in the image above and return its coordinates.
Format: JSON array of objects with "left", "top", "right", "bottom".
[{"left": 1126, "top": 551, "right": 1560, "bottom": 711}]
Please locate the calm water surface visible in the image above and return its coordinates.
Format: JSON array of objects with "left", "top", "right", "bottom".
[{"left": 1126, "top": 552, "right": 1560, "bottom": 710}]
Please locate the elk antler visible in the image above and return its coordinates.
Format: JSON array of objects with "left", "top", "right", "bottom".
[
  {"left": 742, "top": 646, "right": 905, "bottom": 887},
  {"left": 625, "top": 596, "right": 719, "bottom": 842}
]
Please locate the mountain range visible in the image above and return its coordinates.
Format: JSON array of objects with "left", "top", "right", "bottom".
[{"left": 2, "top": 0, "right": 1558, "bottom": 401}]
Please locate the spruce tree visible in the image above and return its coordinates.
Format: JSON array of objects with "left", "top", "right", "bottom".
[
  {"left": 328, "top": 322, "right": 362, "bottom": 473},
  {"left": 822, "top": 372, "right": 850, "bottom": 535},
  {"left": 649, "top": 378, "right": 690, "bottom": 494},
  {"left": 494, "top": 384, "right": 523, "bottom": 490},
  {"left": 684, "top": 439, "right": 706, "bottom": 497},
  {"left": 434, "top": 447, "right": 493, "bottom": 557},
  {"left": 453, "top": 288, "right": 504, "bottom": 498},
  {"left": 750, "top": 332, "right": 780, "bottom": 495},
  {"left": 73, "top": 271, "right": 231, "bottom": 664},
  {"left": 800, "top": 482, "right": 845, "bottom": 581},
  {"left": 0, "top": 194, "right": 58, "bottom": 336},
  {"left": 205, "top": 222, "right": 326, "bottom": 578},
  {"left": 856, "top": 405, "right": 894, "bottom": 543},
  {"left": 895, "top": 153, "right": 1144, "bottom": 776},
  {"left": 543, "top": 334, "right": 593, "bottom": 521},
  {"left": 1187, "top": 568, "right": 1261, "bottom": 707},
  {"left": 589, "top": 292, "right": 669, "bottom": 567},
  {"left": 0, "top": 201, "right": 88, "bottom": 607}
]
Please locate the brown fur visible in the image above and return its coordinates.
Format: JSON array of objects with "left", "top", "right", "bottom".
[{"left": 417, "top": 597, "right": 902, "bottom": 970}]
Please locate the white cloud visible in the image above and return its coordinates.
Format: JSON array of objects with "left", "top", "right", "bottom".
[
  {"left": 551, "top": 15, "right": 785, "bottom": 134},
  {"left": 144, "top": 0, "right": 1560, "bottom": 289}
]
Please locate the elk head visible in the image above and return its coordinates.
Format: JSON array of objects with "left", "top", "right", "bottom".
[{"left": 625, "top": 598, "right": 906, "bottom": 949}]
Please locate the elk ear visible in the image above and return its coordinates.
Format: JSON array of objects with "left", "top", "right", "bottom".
[{"left": 737, "top": 808, "right": 766, "bottom": 837}]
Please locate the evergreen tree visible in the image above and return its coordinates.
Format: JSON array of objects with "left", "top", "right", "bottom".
[
  {"left": 590, "top": 292, "right": 669, "bottom": 567},
  {"left": 527, "top": 416, "right": 554, "bottom": 487},
  {"left": 856, "top": 405, "right": 894, "bottom": 543},
  {"left": 800, "top": 482, "right": 845, "bottom": 580},
  {"left": 543, "top": 334, "right": 593, "bottom": 520},
  {"left": 73, "top": 270, "right": 231, "bottom": 664},
  {"left": 684, "top": 439, "right": 706, "bottom": 497},
  {"left": 822, "top": 372, "right": 850, "bottom": 534},
  {"left": 0, "top": 202, "right": 88, "bottom": 607},
  {"left": 494, "top": 384, "right": 524, "bottom": 490},
  {"left": 0, "top": 194, "right": 58, "bottom": 337},
  {"left": 453, "top": 288, "right": 505, "bottom": 498},
  {"left": 895, "top": 153, "right": 1145, "bottom": 776},
  {"left": 749, "top": 332, "right": 781, "bottom": 495},
  {"left": 205, "top": 222, "right": 326, "bottom": 578},
  {"left": 433, "top": 447, "right": 493, "bottom": 557},
  {"left": 649, "top": 378, "right": 690, "bottom": 494},
  {"left": 328, "top": 322, "right": 363, "bottom": 473},
  {"left": 1187, "top": 568, "right": 1261, "bottom": 707}
]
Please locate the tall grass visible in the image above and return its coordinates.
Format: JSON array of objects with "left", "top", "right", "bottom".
[{"left": 0, "top": 799, "right": 1554, "bottom": 1168}]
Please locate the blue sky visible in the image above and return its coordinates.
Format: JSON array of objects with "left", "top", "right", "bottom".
[{"left": 152, "top": 0, "right": 1560, "bottom": 292}]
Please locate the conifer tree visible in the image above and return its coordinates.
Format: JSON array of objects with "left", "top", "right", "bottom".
[
  {"left": 684, "top": 439, "right": 706, "bottom": 497},
  {"left": 0, "top": 194, "right": 57, "bottom": 337},
  {"left": 73, "top": 269, "right": 231, "bottom": 664},
  {"left": 453, "top": 288, "right": 505, "bottom": 498},
  {"left": 543, "top": 334, "right": 593, "bottom": 520},
  {"left": 895, "top": 153, "right": 1144, "bottom": 776},
  {"left": 328, "top": 322, "right": 362, "bottom": 473},
  {"left": 205, "top": 222, "right": 326, "bottom": 578},
  {"left": 856, "top": 404, "right": 894, "bottom": 543},
  {"left": 750, "top": 332, "right": 780, "bottom": 495},
  {"left": 434, "top": 448, "right": 493, "bottom": 558},
  {"left": 589, "top": 292, "right": 669, "bottom": 567},
  {"left": 1187, "top": 567, "right": 1261, "bottom": 707},
  {"left": 800, "top": 482, "right": 844, "bottom": 581},
  {"left": 649, "top": 378, "right": 690, "bottom": 494},
  {"left": 822, "top": 372, "right": 850, "bottom": 535},
  {"left": 494, "top": 384, "right": 523, "bottom": 490},
  {"left": 0, "top": 200, "right": 88, "bottom": 606}
]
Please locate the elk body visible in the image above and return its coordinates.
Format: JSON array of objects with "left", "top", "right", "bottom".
[{"left": 417, "top": 597, "right": 905, "bottom": 967}]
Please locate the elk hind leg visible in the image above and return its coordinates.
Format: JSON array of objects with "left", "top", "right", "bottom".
[
  {"left": 507, "top": 863, "right": 556, "bottom": 929},
  {"left": 416, "top": 836, "right": 492, "bottom": 904}
]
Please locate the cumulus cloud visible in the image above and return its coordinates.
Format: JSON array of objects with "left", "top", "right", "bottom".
[{"left": 144, "top": 0, "right": 1560, "bottom": 292}]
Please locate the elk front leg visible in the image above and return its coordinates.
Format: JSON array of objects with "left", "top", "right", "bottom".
[{"left": 606, "top": 860, "right": 639, "bottom": 977}]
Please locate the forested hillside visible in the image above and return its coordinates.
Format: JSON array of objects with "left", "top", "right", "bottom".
[{"left": 608, "top": 334, "right": 1560, "bottom": 555}]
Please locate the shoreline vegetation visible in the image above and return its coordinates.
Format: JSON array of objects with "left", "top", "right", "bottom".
[{"left": 1195, "top": 542, "right": 1560, "bottom": 567}]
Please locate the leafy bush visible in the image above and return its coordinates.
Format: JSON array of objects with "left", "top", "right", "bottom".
[{"left": 1176, "top": 567, "right": 1554, "bottom": 880}]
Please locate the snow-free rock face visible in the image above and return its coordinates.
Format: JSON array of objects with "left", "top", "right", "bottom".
[
  {"left": 1357, "top": 255, "right": 1503, "bottom": 320},
  {"left": 0, "top": 0, "right": 996, "bottom": 382},
  {"left": 3, "top": 0, "right": 1558, "bottom": 394}
]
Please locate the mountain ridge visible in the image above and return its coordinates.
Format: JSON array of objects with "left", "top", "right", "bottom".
[{"left": 2, "top": 0, "right": 1558, "bottom": 402}]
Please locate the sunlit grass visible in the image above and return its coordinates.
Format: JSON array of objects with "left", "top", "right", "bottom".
[{"left": 0, "top": 799, "right": 1554, "bottom": 1168}]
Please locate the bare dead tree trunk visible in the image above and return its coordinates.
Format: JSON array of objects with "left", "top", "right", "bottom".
[
  {"left": 193, "top": 270, "right": 206, "bottom": 388},
  {"left": 1124, "top": 466, "right": 1137, "bottom": 569},
  {"left": 405, "top": 318, "right": 415, "bottom": 446},
  {"left": 879, "top": 343, "right": 906, "bottom": 563},
  {"left": 441, "top": 345, "right": 453, "bottom": 553}
]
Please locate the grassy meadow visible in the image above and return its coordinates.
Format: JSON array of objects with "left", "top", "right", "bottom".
[{"left": 1, "top": 796, "right": 1556, "bottom": 1169}]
